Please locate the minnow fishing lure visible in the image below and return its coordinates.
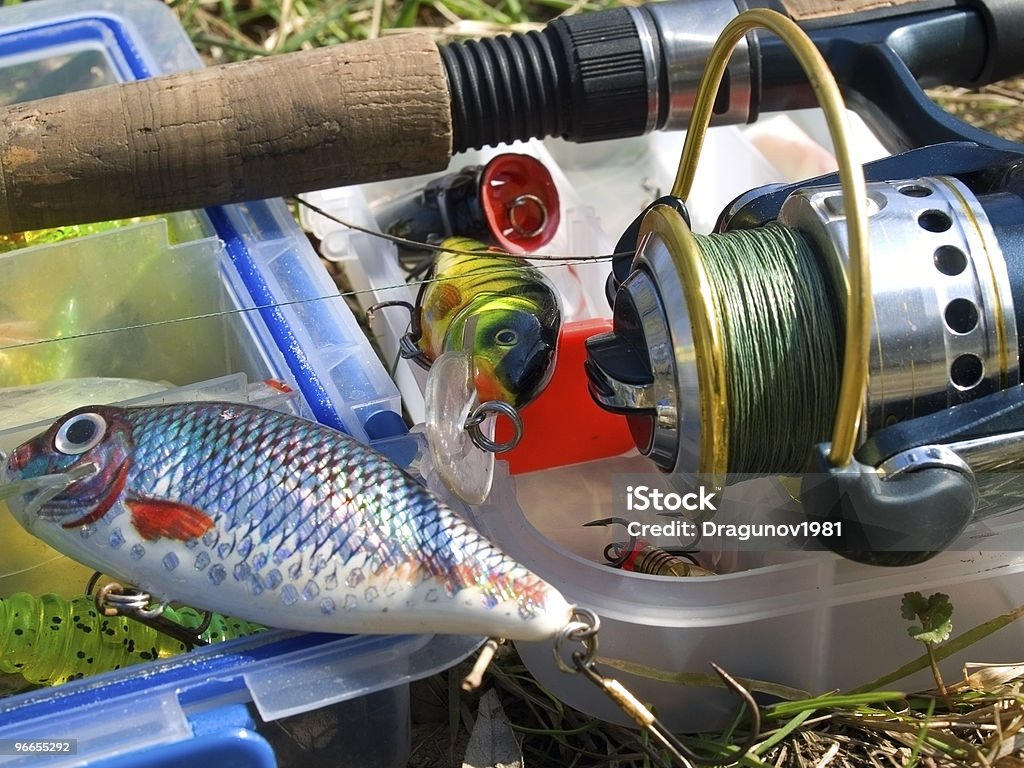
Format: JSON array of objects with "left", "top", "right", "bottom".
[
  {"left": 399, "top": 236, "right": 562, "bottom": 410},
  {"left": 0, "top": 592, "right": 263, "bottom": 686},
  {"left": 2, "top": 402, "right": 573, "bottom": 641}
]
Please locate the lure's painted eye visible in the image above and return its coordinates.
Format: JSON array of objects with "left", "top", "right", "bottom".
[
  {"left": 54, "top": 413, "right": 107, "bottom": 455},
  {"left": 495, "top": 329, "right": 518, "bottom": 347}
]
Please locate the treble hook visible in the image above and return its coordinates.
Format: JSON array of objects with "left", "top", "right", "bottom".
[
  {"left": 87, "top": 574, "right": 213, "bottom": 650},
  {"left": 584, "top": 516, "right": 706, "bottom": 572},
  {"left": 583, "top": 516, "right": 637, "bottom": 567},
  {"left": 555, "top": 608, "right": 760, "bottom": 767}
]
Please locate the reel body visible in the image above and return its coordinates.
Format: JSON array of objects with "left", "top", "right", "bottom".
[{"left": 585, "top": 142, "right": 1024, "bottom": 563}]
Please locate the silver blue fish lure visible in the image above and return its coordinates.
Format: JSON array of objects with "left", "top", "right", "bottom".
[{"left": 2, "top": 402, "right": 573, "bottom": 641}]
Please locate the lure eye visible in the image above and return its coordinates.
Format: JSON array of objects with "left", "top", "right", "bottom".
[
  {"left": 54, "top": 413, "right": 107, "bottom": 455},
  {"left": 495, "top": 329, "right": 518, "bottom": 347}
]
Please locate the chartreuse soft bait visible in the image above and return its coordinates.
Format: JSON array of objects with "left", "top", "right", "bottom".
[{"left": 0, "top": 592, "right": 263, "bottom": 685}]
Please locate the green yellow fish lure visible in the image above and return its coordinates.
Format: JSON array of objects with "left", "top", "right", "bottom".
[
  {"left": 404, "top": 236, "right": 561, "bottom": 409},
  {"left": 0, "top": 592, "right": 264, "bottom": 686}
]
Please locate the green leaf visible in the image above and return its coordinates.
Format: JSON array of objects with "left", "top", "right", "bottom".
[
  {"left": 902, "top": 592, "right": 953, "bottom": 645},
  {"left": 901, "top": 592, "right": 927, "bottom": 621},
  {"left": 762, "top": 691, "right": 906, "bottom": 720},
  {"left": 924, "top": 593, "right": 953, "bottom": 629},
  {"left": 908, "top": 625, "right": 952, "bottom": 645}
]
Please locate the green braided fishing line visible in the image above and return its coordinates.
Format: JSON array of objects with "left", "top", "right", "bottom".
[{"left": 693, "top": 223, "right": 843, "bottom": 475}]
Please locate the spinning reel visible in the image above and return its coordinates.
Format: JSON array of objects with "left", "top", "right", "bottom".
[{"left": 585, "top": 12, "right": 1024, "bottom": 565}]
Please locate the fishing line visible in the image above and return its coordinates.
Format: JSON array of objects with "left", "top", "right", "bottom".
[
  {"left": 292, "top": 194, "right": 634, "bottom": 263},
  {"left": 0, "top": 191, "right": 626, "bottom": 354},
  {"left": 0, "top": 256, "right": 614, "bottom": 354},
  {"left": 692, "top": 224, "right": 842, "bottom": 475},
  {"left": 0, "top": 195, "right": 621, "bottom": 353},
  {"left": 0, "top": 556, "right": 66, "bottom": 579}
]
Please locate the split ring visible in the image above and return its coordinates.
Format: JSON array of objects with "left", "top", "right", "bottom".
[
  {"left": 507, "top": 193, "right": 548, "bottom": 239},
  {"left": 464, "top": 400, "right": 523, "bottom": 453}
]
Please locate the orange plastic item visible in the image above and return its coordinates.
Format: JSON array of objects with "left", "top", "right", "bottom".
[
  {"left": 494, "top": 318, "right": 636, "bottom": 474},
  {"left": 481, "top": 154, "right": 560, "bottom": 253}
]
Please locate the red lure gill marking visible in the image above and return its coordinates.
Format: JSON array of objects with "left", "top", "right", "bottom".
[{"left": 125, "top": 498, "right": 215, "bottom": 542}]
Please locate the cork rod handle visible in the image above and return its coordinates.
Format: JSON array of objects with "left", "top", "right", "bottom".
[
  {"left": 0, "top": 33, "right": 453, "bottom": 234},
  {"left": 776, "top": 0, "right": 933, "bottom": 22}
]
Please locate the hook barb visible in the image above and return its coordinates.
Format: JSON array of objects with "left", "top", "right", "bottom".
[{"left": 582, "top": 516, "right": 632, "bottom": 528}]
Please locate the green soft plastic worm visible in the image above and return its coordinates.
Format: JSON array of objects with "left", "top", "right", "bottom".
[{"left": 0, "top": 592, "right": 264, "bottom": 686}]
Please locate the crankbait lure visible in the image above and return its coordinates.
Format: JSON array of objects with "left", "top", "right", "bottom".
[
  {"left": 402, "top": 236, "right": 562, "bottom": 410},
  {"left": 0, "top": 592, "right": 263, "bottom": 686},
  {"left": 3, "top": 402, "right": 573, "bottom": 641}
]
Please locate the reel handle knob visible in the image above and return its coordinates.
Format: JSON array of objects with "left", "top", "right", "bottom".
[{"left": 800, "top": 445, "right": 977, "bottom": 567}]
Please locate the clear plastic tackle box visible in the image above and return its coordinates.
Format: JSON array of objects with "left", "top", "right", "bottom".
[
  {"left": 0, "top": 2, "right": 478, "bottom": 766},
  {"left": 305, "top": 94, "right": 1024, "bottom": 733}
]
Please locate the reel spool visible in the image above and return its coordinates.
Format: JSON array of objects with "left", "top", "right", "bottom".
[{"left": 586, "top": 175, "right": 1019, "bottom": 479}]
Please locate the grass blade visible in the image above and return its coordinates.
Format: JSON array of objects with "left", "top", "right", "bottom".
[
  {"left": 596, "top": 656, "right": 811, "bottom": 701},
  {"left": 852, "top": 603, "right": 1024, "bottom": 694}
]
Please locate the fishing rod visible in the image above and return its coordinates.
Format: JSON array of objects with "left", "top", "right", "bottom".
[{"left": 0, "top": 0, "right": 1020, "bottom": 233}]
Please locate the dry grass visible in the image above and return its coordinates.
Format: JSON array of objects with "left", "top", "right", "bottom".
[
  {"left": 405, "top": 650, "right": 1024, "bottom": 768},
  {"left": 930, "top": 77, "right": 1024, "bottom": 143}
]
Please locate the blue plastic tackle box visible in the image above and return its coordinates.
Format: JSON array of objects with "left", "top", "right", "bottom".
[{"left": 0, "top": 1, "right": 480, "bottom": 765}]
